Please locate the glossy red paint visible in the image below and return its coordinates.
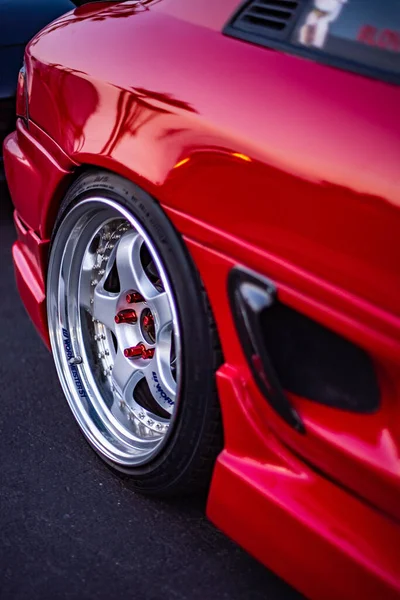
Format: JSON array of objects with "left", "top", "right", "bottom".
[
  {"left": 12, "top": 212, "right": 49, "bottom": 346},
  {"left": 210, "top": 365, "right": 400, "bottom": 600},
  {"left": 3, "top": 1, "right": 400, "bottom": 598}
]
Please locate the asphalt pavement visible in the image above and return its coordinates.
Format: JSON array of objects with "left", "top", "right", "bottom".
[{"left": 0, "top": 186, "right": 302, "bottom": 600}]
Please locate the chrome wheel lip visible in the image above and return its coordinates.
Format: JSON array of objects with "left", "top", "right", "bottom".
[{"left": 47, "top": 197, "right": 182, "bottom": 468}]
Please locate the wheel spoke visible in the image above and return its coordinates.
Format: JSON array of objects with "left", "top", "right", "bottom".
[
  {"left": 151, "top": 292, "right": 173, "bottom": 340},
  {"left": 116, "top": 231, "right": 155, "bottom": 298},
  {"left": 145, "top": 353, "right": 177, "bottom": 415},
  {"left": 92, "top": 286, "right": 119, "bottom": 333},
  {"left": 112, "top": 348, "right": 144, "bottom": 404}
]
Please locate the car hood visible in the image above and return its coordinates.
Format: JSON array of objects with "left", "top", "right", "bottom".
[{"left": 0, "top": 0, "right": 75, "bottom": 47}]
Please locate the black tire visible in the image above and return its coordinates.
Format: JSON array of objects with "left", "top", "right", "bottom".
[{"left": 49, "top": 169, "right": 223, "bottom": 496}]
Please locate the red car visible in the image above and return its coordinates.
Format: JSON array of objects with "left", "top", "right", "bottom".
[{"left": 4, "top": 1, "right": 400, "bottom": 598}]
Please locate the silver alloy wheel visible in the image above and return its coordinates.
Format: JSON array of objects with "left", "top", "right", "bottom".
[{"left": 47, "top": 197, "right": 182, "bottom": 467}]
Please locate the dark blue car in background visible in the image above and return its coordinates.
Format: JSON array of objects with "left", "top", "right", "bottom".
[{"left": 0, "top": 0, "right": 75, "bottom": 177}]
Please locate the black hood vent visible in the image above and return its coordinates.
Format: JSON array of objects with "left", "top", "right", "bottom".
[{"left": 228, "top": 0, "right": 302, "bottom": 40}]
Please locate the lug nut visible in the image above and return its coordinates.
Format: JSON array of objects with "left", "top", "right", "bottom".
[
  {"left": 124, "top": 343, "right": 155, "bottom": 360},
  {"left": 114, "top": 309, "right": 137, "bottom": 324},
  {"left": 124, "top": 345, "right": 143, "bottom": 358},
  {"left": 143, "top": 314, "right": 154, "bottom": 328},
  {"left": 126, "top": 292, "right": 144, "bottom": 304},
  {"left": 143, "top": 347, "right": 155, "bottom": 359}
]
